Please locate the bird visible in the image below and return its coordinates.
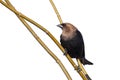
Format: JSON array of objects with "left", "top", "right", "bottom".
[{"left": 57, "top": 23, "right": 93, "bottom": 65}]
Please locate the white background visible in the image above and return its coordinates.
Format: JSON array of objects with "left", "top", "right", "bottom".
[{"left": 0, "top": 0, "right": 120, "bottom": 80}]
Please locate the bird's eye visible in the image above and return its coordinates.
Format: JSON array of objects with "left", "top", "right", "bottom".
[{"left": 61, "top": 23, "right": 66, "bottom": 27}]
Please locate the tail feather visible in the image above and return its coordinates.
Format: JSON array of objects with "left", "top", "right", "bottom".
[{"left": 80, "top": 58, "right": 93, "bottom": 65}]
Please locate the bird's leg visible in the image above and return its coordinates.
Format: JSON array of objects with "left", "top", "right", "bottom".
[
  {"left": 76, "top": 59, "right": 82, "bottom": 72},
  {"left": 64, "top": 48, "right": 68, "bottom": 56},
  {"left": 76, "top": 59, "right": 92, "bottom": 80},
  {"left": 77, "top": 59, "right": 87, "bottom": 74}
]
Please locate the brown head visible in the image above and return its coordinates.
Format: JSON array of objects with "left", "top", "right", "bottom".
[{"left": 57, "top": 23, "right": 77, "bottom": 40}]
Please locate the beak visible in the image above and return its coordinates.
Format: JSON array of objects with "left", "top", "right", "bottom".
[{"left": 56, "top": 24, "right": 63, "bottom": 29}]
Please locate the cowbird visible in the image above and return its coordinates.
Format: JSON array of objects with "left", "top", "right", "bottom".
[{"left": 57, "top": 23, "right": 93, "bottom": 65}]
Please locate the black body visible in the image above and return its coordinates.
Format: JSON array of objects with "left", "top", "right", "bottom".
[
  {"left": 60, "top": 30, "right": 85, "bottom": 58},
  {"left": 60, "top": 27, "right": 93, "bottom": 65}
]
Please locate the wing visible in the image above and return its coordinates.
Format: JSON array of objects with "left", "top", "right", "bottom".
[{"left": 60, "top": 30, "right": 85, "bottom": 58}]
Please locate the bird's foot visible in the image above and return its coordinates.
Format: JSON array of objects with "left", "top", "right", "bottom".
[
  {"left": 63, "top": 48, "right": 68, "bottom": 56},
  {"left": 77, "top": 66, "right": 82, "bottom": 73}
]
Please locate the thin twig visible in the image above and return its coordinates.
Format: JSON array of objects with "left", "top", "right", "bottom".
[{"left": 49, "top": 0, "right": 63, "bottom": 24}]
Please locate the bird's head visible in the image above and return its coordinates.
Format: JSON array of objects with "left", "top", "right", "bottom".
[
  {"left": 57, "top": 23, "right": 77, "bottom": 32},
  {"left": 57, "top": 23, "right": 77, "bottom": 40}
]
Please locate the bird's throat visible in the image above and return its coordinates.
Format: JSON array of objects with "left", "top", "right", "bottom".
[{"left": 61, "top": 31, "right": 77, "bottom": 41}]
